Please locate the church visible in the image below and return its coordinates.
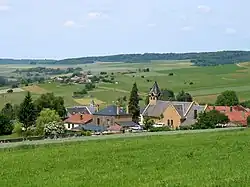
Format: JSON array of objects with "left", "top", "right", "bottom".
[{"left": 140, "top": 82, "right": 206, "bottom": 128}]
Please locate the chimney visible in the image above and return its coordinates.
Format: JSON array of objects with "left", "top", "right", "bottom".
[
  {"left": 117, "top": 105, "right": 120, "bottom": 115},
  {"left": 80, "top": 114, "right": 83, "bottom": 120},
  {"left": 126, "top": 105, "right": 129, "bottom": 114},
  {"left": 96, "top": 104, "right": 100, "bottom": 112}
]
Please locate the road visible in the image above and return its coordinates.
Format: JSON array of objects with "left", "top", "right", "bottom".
[{"left": 0, "top": 127, "right": 244, "bottom": 149}]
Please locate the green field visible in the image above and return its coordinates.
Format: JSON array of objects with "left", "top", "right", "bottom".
[
  {"left": 0, "top": 129, "right": 249, "bottom": 186},
  {"left": 1, "top": 61, "right": 250, "bottom": 108}
]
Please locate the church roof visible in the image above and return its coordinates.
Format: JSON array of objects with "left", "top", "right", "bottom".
[{"left": 149, "top": 81, "right": 161, "bottom": 95}]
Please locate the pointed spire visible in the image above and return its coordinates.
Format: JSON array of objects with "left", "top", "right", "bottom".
[{"left": 149, "top": 81, "right": 161, "bottom": 96}]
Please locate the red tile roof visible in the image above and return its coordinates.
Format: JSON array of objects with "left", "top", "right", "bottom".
[
  {"left": 206, "top": 105, "right": 248, "bottom": 112},
  {"left": 64, "top": 114, "right": 93, "bottom": 124},
  {"left": 207, "top": 105, "right": 250, "bottom": 126}
]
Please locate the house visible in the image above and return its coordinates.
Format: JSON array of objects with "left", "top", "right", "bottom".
[
  {"left": 205, "top": 105, "right": 250, "bottom": 126},
  {"left": 66, "top": 100, "right": 97, "bottom": 117},
  {"left": 92, "top": 105, "right": 136, "bottom": 128},
  {"left": 64, "top": 114, "right": 93, "bottom": 130},
  {"left": 141, "top": 81, "right": 206, "bottom": 128}
]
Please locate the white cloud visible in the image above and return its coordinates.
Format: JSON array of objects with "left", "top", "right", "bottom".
[
  {"left": 87, "top": 11, "right": 108, "bottom": 19},
  {"left": 63, "top": 20, "right": 76, "bottom": 27},
  {"left": 225, "top": 28, "right": 236, "bottom": 35},
  {"left": 63, "top": 20, "right": 86, "bottom": 28},
  {"left": 181, "top": 26, "right": 193, "bottom": 31},
  {"left": 0, "top": 0, "right": 10, "bottom": 11},
  {"left": 197, "top": 5, "right": 211, "bottom": 13},
  {"left": 147, "top": 23, "right": 156, "bottom": 27}
]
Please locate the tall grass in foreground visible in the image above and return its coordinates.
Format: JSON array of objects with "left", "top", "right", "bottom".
[{"left": 0, "top": 129, "right": 250, "bottom": 187}]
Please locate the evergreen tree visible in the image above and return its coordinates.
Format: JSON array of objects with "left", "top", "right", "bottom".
[
  {"left": 128, "top": 82, "right": 140, "bottom": 123},
  {"left": 18, "top": 92, "right": 37, "bottom": 130}
]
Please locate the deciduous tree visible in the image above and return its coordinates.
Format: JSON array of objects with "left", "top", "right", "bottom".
[
  {"left": 215, "top": 90, "right": 239, "bottom": 106},
  {"left": 1, "top": 103, "right": 15, "bottom": 120},
  {"left": 35, "top": 93, "right": 66, "bottom": 118},
  {"left": 0, "top": 114, "right": 13, "bottom": 135},
  {"left": 176, "top": 90, "right": 193, "bottom": 102},
  {"left": 193, "top": 110, "right": 229, "bottom": 129},
  {"left": 36, "top": 109, "right": 61, "bottom": 135}
]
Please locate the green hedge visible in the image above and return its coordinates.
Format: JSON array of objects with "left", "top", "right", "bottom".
[
  {"left": 0, "top": 136, "right": 44, "bottom": 143},
  {"left": 149, "top": 127, "right": 171, "bottom": 132}
]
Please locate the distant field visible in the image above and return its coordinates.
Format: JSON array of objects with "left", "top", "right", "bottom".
[
  {"left": 0, "top": 129, "right": 249, "bottom": 186},
  {"left": 1, "top": 61, "right": 250, "bottom": 108}
]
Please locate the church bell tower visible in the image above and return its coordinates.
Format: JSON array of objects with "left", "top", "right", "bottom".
[{"left": 148, "top": 81, "right": 161, "bottom": 105}]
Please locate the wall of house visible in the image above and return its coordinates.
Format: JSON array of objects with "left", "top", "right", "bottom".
[
  {"left": 92, "top": 115, "right": 132, "bottom": 127},
  {"left": 185, "top": 104, "right": 202, "bottom": 120},
  {"left": 155, "top": 105, "right": 181, "bottom": 129}
]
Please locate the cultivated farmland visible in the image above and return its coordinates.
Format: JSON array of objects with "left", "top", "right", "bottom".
[
  {"left": 0, "top": 128, "right": 249, "bottom": 187},
  {"left": 1, "top": 61, "right": 250, "bottom": 108}
]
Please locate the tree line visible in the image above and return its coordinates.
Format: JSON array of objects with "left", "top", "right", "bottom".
[
  {"left": 2, "top": 51, "right": 250, "bottom": 66},
  {"left": 0, "top": 92, "right": 66, "bottom": 137}
]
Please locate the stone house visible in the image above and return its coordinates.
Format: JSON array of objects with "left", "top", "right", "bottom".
[
  {"left": 140, "top": 81, "right": 206, "bottom": 128},
  {"left": 92, "top": 105, "right": 134, "bottom": 128}
]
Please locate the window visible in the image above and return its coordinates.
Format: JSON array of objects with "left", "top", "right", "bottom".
[
  {"left": 107, "top": 119, "right": 110, "bottom": 126},
  {"left": 97, "top": 118, "right": 100, "bottom": 125},
  {"left": 194, "top": 110, "right": 198, "bottom": 119},
  {"left": 170, "top": 120, "right": 173, "bottom": 126},
  {"left": 72, "top": 124, "right": 74, "bottom": 129},
  {"left": 68, "top": 124, "right": 70, "bottom": 129},
  {"left": 167, "top": 119, "right": 170, "bottom": 126}
]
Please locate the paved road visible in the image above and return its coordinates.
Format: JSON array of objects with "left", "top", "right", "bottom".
[{"left": 0, "top": 127, "right": 244, "bottom": 149}]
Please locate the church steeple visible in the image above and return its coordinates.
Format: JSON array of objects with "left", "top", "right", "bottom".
[{"left": 149, "top": 81, "right": 161, "bottom": 105}]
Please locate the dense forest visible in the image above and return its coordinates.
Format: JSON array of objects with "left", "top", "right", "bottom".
[{"left": 2, "top": 51, "right": 250, "bottom": 66}]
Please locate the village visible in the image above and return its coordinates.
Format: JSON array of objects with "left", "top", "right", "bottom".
[{"left": 63, "top": 81, "right": 249, "bottom": 136}]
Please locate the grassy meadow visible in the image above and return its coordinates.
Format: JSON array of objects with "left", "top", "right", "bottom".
[
  {"left": 1, "top": 60, "right": 250, "bottom": 108},
  {"left": 0, "top": 128, "right": 249, "bottom": 186}
]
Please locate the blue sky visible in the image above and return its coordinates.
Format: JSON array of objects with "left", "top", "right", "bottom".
[{"left": 0, "top": 0, "right": 249, "bottom": 59}]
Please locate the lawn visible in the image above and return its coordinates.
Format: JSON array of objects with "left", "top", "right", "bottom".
[{"left": 0, "top": 129, "right": 249, "bottom": 186}]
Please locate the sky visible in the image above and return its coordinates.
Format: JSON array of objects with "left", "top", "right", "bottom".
[{"left": 0, "top": 0, "right": 249, "bottom": 59}]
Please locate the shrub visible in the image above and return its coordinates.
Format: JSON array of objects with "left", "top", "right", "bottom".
[
  {"left": 149, "top": 126, "right": 171, "bottom": 132},
  {"left": 141, "top": 75, "right": 145, "bottom": 78},
  {"left": 44, "top": 121, "right": 66, "bottom": 138},
  {"left": 179, "top": 125, "right": 193, "bottom": 130},
  {"left": 247, "top": 116, "right": 250, "bottom": 127},
  {"left": 189, "top": 82, "right": 194, "bottom": 85},
  {"left": 7, "top": 89, "right": 13, "bottom": 93},
  {"left": 168, "top": 73, "right": 174, "bottom": 76},
  {"left": 81, "top": 131, "right": 92, "bottom": 136},
  {"left": 12, "top": 122, "right": 23, "bottom": 136}
]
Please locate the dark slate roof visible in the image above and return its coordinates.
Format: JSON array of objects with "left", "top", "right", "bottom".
[
  {"left": 67, "top": 106, "right": 95, "bottom": 115},
  {"left": 142, "top": 100, "right": 194, "bottom": 117},
  {"left": 140, "top": 107, "right": 146, "bottom": 114},
  {"left": 115, "top": 121, "right": 138, "bottom": 127},
  {"left": 149, "top": 81, "right": 161, "bottom": 96},
  {"left": 72, "top": 124, "right": 107, "bottom": 132},
  {"left": 93, "top": 105, "right": 129, "bottom": 116}
]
